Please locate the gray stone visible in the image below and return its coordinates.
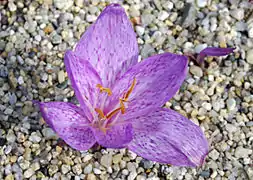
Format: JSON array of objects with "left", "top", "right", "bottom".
[
  {"left": 54, "top": 0, "right": 73, "bottom": 10},
  {"left": 190, "top": 65, "right": 203, "bottom": 77},
  {"left": 24, "top": 168, "right": 35, "bottom": 178},
  {"left": 246, "top": 49, "right": 253, "bottom": 64},
  {"left": 226, "top": 98, "right": 236, "bottom": 111},
  {"left": 93, "top": 168, "right": 101, "bottom": 174},
  {"left": 209, "top": 149, "right": 219, "bottom": 160},
  {"left": 100, "top": 154, "right": 112, "bottom": 168},
  {"left": 135, "top": 26, "right": 145, "bottom": 36},
  {"left": 83, "top": 164, "right": 92, "bottom": 174},
  {"left": 196, "top": 0, "right": 208, "bottom": 8},
  {"left": 235, "top": 147, "right": 252, "bottom": 158},
  {"left": 42, "top": 128, "right": 58, "bottom": 140},
  {"left": 230, "top": 9, "right": 244, "bottom": 21}
]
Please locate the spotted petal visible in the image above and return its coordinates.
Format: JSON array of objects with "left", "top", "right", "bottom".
[
  {"left": 106, "top": 52, "right": 188, "bottom": 119},
  {"left": 38, "top": 102, "right": 96, "bottom": 150},
  {"left": 64, "top": 50, "right": 102, "bottom": 118},
  {"left": 127, "top": 108, "right": 209, "bottom": 167},
  {"left": 74, "top": 3, "right": 139, "bottom": 88},
  {"left": 92, "top": 122, "right": 133, "bottom": 148}
]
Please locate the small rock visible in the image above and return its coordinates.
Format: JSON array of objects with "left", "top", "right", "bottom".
[
  {"left": 61, "top": 164, "right": 70, "bottom": 174},
  {"left": 200, "top": 170, "right": 210, "bottom": 178},
  {"left": 225, "top": 124, "right": 237, "bottom": 133},
  {"left": 141, "top": 13, "right": 154, "bottom": 26},
  {"left": 0, "top": 66, "right": 8, "bottom": 78},
  {"left": 29, "top": 132, "right": 41, "bottom": 143},
  {"left": 72, "top": 164, "right": 82, "bottom": 175},
  {"left": 75, "top": 0, "right": 84, "bottom": 7},
  {"left": 128, "top": 172, "right": 137, "bottom": 180},
  {"left": 158, "top": 11, "right": 169, "bottom": 21},
  {"left": 58, "top": 70, "right": 65, "bottom": 84},
  {"left": 86, "top": 15, "right": 97, "bottom": 22},
  {"left": 196, "top": 0, "right": 208, "bottom": 8},
  {"left": 87, "top": 174, "right": 96, "bottom": 180},
  {"left": 6, "top": 130, "right": 16, "bottom": 143},
  {"left": 235, "top": 147, "right": 252, "bottom": 158},
  {"left": 230, "top": 9, "right": 244, "bottom": 21},
  {"left": 54, "top": 0, "right": 73, "bottom": 10},
  {"left": 93, "top": 168, "right": 101, "bottom": 175},
  {"left": 100, "top": 154, "right": 112, "bottom": 168},
  {"left": 83, "top": 164, "right": 92, "bottom": 174},
  {"left": 113, "top": 154, "right": 122, "bottom": 164},
  {"left": 48, "top": 165, "right": 59, "bottom": 176},
  {"left": 246, "top": 49, "right": 253, "bottom": 64},
  {"left": 226, "top": 98, "right": 236, "bottom": 111},
  {"left": 140, "top": 159, "right": 154, "bottom": 169},
  {"left": 141, "top": 44, "right": 155, "bottom": 58},
  {"left": 209, "top": 149, "right": 219, "bottom": 160},
  {"left": 135, "top": 26, "right": 145, "bottom": 36},
  {"left": 5, "top": 174, "right": 14, "bottom": 180},
  {"left": 52, "top": 34, "right": 62, "bottom": 45},
  {"left": 42, "top": 128, "right": 58, "bottom": 140},
  {"left": 24, "top": 168, "right": 35, "bottom": 178},
  {"left": 190, "top": 65, "right": 203, "bottom": 77}
]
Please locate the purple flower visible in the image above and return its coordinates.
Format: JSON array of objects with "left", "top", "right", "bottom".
[
  {"left": 36, "top": 4, "right": 208, "bottom": 167},
  {"left": 197, "top": 47, "right": 235, "bottom": 64}
]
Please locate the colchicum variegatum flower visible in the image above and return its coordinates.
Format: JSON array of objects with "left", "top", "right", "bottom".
[{"left": 36, "top": 3, "right": 210, "bottom": 167}]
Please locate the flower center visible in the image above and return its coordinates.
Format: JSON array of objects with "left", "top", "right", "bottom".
[{"left": 91, "top": 78, "right": 136, "bottom": 133}]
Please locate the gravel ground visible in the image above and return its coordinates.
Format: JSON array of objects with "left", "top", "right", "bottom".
[{"left": 0, "top": 0, "right": 253, "bottom": 179}]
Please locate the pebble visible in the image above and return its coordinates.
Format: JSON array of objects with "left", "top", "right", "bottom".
[
  {"left": 72, "top": 164, "right": 82, "bottom": 175},
  {"left": 196, "top": 0, "right": 208, "bottom": 8},
  {"left": 61, "top": 165, "right": 71, "bottom": 174},
  {"left": 93, "top": 168, "right": 101, "bottom": 175},
  {"left": 230, "top": 9, "right": 244, "bottom": 21},
  {"left": 190, "top": 65, "right": 203, "bottom": 77},
  {"left": 209, "top": 149, "right": 219, "bottom": 160},
  {"left": 83, "top": 164, "right": 92, "bottom": 174},
  {"left": 128, "top": 171, "right": 137, "bottom": 180},
  {"left": 158, "top": 11, "right": 169, "bottom": 21},
  {"left": 246, "top": 49, "right": 253, "bottom": 64},
  {"left": 100, "top": 154, "right": 112, "bottom": 168},
  {"left": 226, "top": 98, "right": 236, "bottom": 111},
  {"left": 24, "top": 168, "right": 35, "bottom": 178},
  {"left": 58, "top": 70, "right": 65, "bottom": 84},
  {"left": 29, "top": 132, "right": 41, "bottom": 143},
  {"left": 234, "top": 147, "right": 252, "bottom": 158},
  {"left": 135, "top": 26, "right": 145, "bottom": 36},
  {"left": 87, "top": 174, "right": 96, "bottom": 180},
  {"left": 54, "top": 0, "right": 73, "bottom": 10},
  {"left": 42, "top": 128, "right": 58, "bottom": 140}
]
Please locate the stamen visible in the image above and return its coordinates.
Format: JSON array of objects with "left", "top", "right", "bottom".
[
  {"left": 106, "top": 107, "right": 122, "bottom": 119},
  {"left": 123, "top": 78, "right": 136, "bottom": 100},
  {"left": 95, "top": 108, "right": 106, "bottom": 119},
  {"left": 119, "top": 98, "right": 126, "bottom": 114},
  {"left": 96, "top": 84, "right": 112, "bottom": 96}
]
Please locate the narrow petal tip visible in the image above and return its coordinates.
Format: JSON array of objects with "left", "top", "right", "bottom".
[{"left": 197, "top": 47, "right": 235, "bottom": 64}]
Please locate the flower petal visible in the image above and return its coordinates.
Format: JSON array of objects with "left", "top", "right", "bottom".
[
  {"left": 197, "top": 47, "right": 235, "bottom": 64},
  {"left": 38, "top": 102, "right": 96, "bottom": 150},
  {"left": 74, "top": 3, "right": 139, "bottom": 88},
  {"left": 64, "top": 50, "right": 102, "bottom": 118},
  {"left": 127, "top": 108, "right": 209, "bottom": 167},
  {"left": 106, "top": 52, "right": 188, "bottom": 119},
  {"left": 92, "top": 122, "right": 133, "bottom": 148}
]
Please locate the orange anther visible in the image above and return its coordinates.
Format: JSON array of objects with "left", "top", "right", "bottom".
[
  {"left": 95, "top": 108, "right": 106, "bottom": 119},
  {"left": 124, "top": 78, "right": 136, "bottom": 100},
  {"left": 106, "top": 107, "right": 122, "bottom": 119},
  {"left": 96, "top": 84, "right": 112, "bottom": 96},
  {"left": 119, "top": 98, "right": 126, "bottom": 114}
]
